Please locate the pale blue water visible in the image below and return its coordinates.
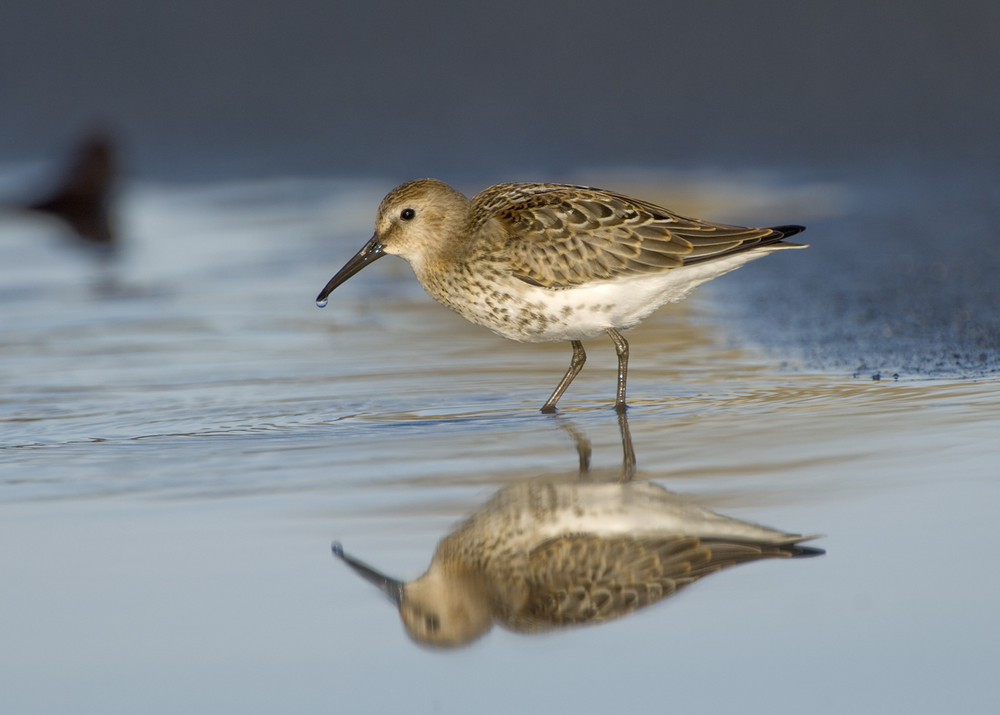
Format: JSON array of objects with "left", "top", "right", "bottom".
[{"left": 2, "top": 167, "right": 999, "bottom": 713}]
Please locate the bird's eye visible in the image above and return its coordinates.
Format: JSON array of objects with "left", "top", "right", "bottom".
[{"left": 400, "top": 208, "right": 416, "bottom": 221}]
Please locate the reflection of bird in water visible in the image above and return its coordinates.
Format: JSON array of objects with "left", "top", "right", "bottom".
[
  {"left": 18, "top": 130, "right": 118, "bottom": 252},
  {"left": 334, "top": 478, "right": 822, "bottom": 648}
]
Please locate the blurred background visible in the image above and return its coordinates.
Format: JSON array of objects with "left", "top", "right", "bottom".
[{"left": 2, "top": 0, "right": 997, "bottom": 179}]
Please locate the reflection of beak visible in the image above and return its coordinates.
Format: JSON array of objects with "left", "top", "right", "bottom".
[
  {"left": 332, "top": 542, "right": 404, "bottom": 606},
  {"left": 316, "top": 235, "right": 385, "bottom": 305}
]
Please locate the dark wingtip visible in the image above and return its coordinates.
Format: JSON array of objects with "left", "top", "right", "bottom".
[
  {"left": 771, "top": 224, "right": 806, "bottom": 239},
  {"left": 788, "top": 544, "right": 826, "bottom": 558}
]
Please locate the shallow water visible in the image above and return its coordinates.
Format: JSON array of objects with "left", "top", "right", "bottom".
[{"left": 2, "top": 170, "right": 999, "bottom": 713}]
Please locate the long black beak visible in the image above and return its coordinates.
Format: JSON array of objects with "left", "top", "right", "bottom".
[
  {"left": 332, "top": 542, "right": 404, "bottom": 606},
  {"left": 316, "top": 235, "right": 385, "bottom": 306}
]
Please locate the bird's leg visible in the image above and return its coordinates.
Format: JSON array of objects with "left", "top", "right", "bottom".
[
  {"left": 606, "top": 328, "right": 629, "bottom": 413},
  {"left": 540, "top": 340, "right": 586, "bottom": 413},
  {"left": 616, "top": 408, "right": 636, "bottom": 483}
]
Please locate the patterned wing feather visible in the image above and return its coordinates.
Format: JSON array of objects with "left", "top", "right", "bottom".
[{"left": 472, "top": 183, "right": 798, "bottom": 288}]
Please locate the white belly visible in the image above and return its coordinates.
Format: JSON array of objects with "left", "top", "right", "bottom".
[
  {"left": 489, "top": 251, "right": 775, "bottom": 343},
  {"left": 413, "top": 248, "right": 784, "bottom": 343}
]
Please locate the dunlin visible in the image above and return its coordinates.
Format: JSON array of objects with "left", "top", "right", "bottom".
[
  {"left": 333, "top": 479, "right": 822, "bottom": 648},
  {"left": 317, "top": 179, "right": 805, "bottom": 412}
]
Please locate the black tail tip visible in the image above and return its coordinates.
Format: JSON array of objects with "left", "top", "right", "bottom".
[
  {"left": 771, "top": 224, "right": 806, "bottom": 238},
  {"left": 789, "top": 545, "right": 826, "bottom": 558}
]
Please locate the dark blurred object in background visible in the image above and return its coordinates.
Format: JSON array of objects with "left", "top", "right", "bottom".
[{"left": 23, "top": 130, "right": 118, "bottom": 251}]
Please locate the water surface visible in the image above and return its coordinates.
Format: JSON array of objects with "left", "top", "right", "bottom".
[{"left": 1, "top": 170, "right": 998, "bottom": 713}]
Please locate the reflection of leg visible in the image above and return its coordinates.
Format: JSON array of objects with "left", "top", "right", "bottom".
[
  {"left": 540, "top": 340, "right": 586, "bottom": 413},
  {"left": 549, "top": 414, "right": 592, "bottom": 477},
  {"left": 606, "top": 328, "right": 629, "bottom": 413},
  {"left": 617, "top": 409, "right": 636, "bottom": 483}
]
